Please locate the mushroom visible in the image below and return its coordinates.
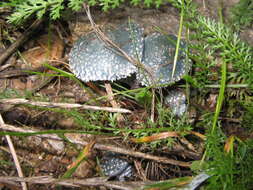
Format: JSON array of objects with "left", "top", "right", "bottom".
[
  {"left": 164, "top": 90, "right": 187, "bottom": 116},
  {"left": 135, "top": 33, "right": 191, "bottom": 116},
  {"left": 137, "top": 33, "right": 191, "bottom": 86},
  {"left": 69, "top": 21, "right": 144, "bottom": 82},
  {"left": 100, "top": 152, "right": 133, "bottom": 181},
  {"left": 69, "top": 22, "right": 191, "bottom": 116}
]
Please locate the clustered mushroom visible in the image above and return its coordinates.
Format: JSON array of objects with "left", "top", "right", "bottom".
[
  {"left": 69, "top": 21, "right": 191, "bottom": 180},
  {"left": 69, "top": 21, "right": 191, "bottom": 86}
]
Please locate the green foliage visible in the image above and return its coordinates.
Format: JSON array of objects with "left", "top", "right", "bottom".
[
  {"left": 230, "top": 0, "right": 253, "bottom": 29},
  {"left": 3, "top": 0, "right": 64, "bottom": 24},
  {"left": 0, "top": 89, "right": 22, "bottom": 99},
  {"left": 189, "top": 15, "right": 253, "bottom": 88},
  {"left": 241, "top": 101, "right": 253, "bottom": 130},
  {"left": 205, "top": 132, "right": 253, "bottom": 189},
  {"left": 68, "top": 0, "right": 86, "bottom": 11},
  {"left": 211, "top": 61, "right": 226, "bottom": 134},
  {"left": 3, "top": 0, "right": 170, "bottom": 24},
  {"left": 130, "top": 103, "right": 192, "bottom": 149},
  {"left": 134, "top": 88, "right": 152, "bottom": 108}
]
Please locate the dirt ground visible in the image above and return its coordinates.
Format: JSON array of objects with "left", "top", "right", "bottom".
[{"left": 0, "top": 0, "right": 252, "bottom": 189}]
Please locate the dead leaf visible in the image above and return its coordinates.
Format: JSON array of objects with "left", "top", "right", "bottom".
[
  {"left": 22, "top": 33, "right": 63, "bottom": 68},
  {"left": 62, "top": 140, "right": 95, "bottom": 178},
  {"left": 131, "top": 131, "right": 179, "bottom": 143},
  {"left": 189, "top": 131, "right": 206, "bottom": 140},
  {"left": 67, "top": 140, "right": 95, "bottom": 169},
  {"left": 224, "top": 135, "right": 235, "bottom": 154}
]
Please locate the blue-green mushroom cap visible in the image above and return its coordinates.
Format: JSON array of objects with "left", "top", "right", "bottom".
[
  {"left": 69, "top": 21, "right": 144, "bottom": 82},
  {"left": 137, "top": 33, "right": 191, "bottom": 86},
  {"left": 100, "top": 153, "right": 132, "bottom": 181},
  {"left": 165, "top": 90, "right": 187, "bottom": 116}
]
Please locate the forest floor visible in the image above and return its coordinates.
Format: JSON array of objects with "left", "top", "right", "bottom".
[{"left": 0, "top": 0, "right": 253, "bottom": 189}]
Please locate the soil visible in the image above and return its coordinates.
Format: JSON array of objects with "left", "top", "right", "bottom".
[{"left": 0, "top": 0, "right": 252, "bottom": 189}]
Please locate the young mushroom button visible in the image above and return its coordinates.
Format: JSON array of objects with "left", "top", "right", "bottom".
[
  {"left": 164, "top": 90, "right": 187, "bottom": 116},
  {"left": 69, "top": 21, "right": 144, "bottom": 82}
]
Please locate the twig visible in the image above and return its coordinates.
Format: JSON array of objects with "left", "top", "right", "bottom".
[
  {"left": 29, "top": 76, "right": 55, "bottom": 94},
  {"left": 0, "top": 62, "right": 14, "bottom": 72},
  {"left": 0, "top": 176, "right": 154, "bottom": 190},
  {"left": 0, "top": 123, "right": 191, "bottom": 167},
  {"left": 0, "top": 60, "right": 63, "bottom": 79},
  {"left": 0, "top": 98, "right": 132, "bottom": 113},
  {"left": 0, "top": 115, "right": 28, "bottom": 190},
  {"left": 150, "top": 88, "right": 155, "bottom": 122},
  {"left": 0, "top": 19, "right": 43, "bottom": 65},
  {"left": 105, "top": 82, "right": 124, "bottom": 122},
  {"left": 0, "top": 68, "right": 38, "bottom": 78}
]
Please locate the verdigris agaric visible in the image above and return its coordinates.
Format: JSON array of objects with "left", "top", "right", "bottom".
[
  {"left": 137, "top": 33, "right": 191, "bottom": 86},
  {"left": 69, "top": 21, "right": 144, "bottom": 82},
  {"left": 100, "top": 152, "right": 133, "bottom": 181},
  {"left": 69, "top": 21, "right": 191, "bottom": 180},
  {"left": 164, "top": 90, "right": 187, "bottom": 116},
  {"left": 69, "top": 21, "right": 191, "bottom": 85},
  {"left": 69, "top": 21, "right": 191, "bottom": 116}
]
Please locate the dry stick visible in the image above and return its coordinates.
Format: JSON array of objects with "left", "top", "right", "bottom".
[
  {"left": 0, "top": 176, "right": 154, "bottom": 190},
  {"left": 105, "top": 83, "right": 120, "bottom": 108},
  {"left": 0, "top": 19, "right": 43, "bottom": 65},
  {"left": 29, "top": 76, "right": 55, "bottom": 94},
  {"left": 105, "top": 82, "right": 124, "bottom": 122},
  {"left": 0, "top": 123, "right": 191, "bottom": 167},
  {"left": 150, "top": 88, "right": 155, "bottom": 122},
  {"left": 0, "top": 98, "right": 132, "bottom": 113},
  {"left": 0, "top": 61, "right": 62, "bottom": 79},
  {"left": 0, "top": 115, "right": 28, "bottom": 190},
  {"left": 0, "top": 62, "right": 14, "bottom": 72}
]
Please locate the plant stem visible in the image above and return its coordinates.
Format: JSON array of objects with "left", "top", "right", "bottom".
[
  {"left": 171, "top": 3, "right": 184, "bottom": 78},
  {"left": 212, "top": 61, "right": 227, "bottom": 134},
  {"left": 178, "top": 84, "right": 248, "bottom": 88}
]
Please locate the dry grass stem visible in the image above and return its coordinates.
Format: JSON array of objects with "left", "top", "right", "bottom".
[
  {"left": 105, "top": 82, "right": 124, "bottom": 122},
  {"left": 0, "top": 98, "right": 132, "bottom": 113},
  {"left": 0, "top": 114, "right": 28, "bottom": 190},
  {"left": 0, "top": 176, "right": 156, "bottom": 190},
  {"left": 0, "top": 123, "right": 191, "bottom": 167}
]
